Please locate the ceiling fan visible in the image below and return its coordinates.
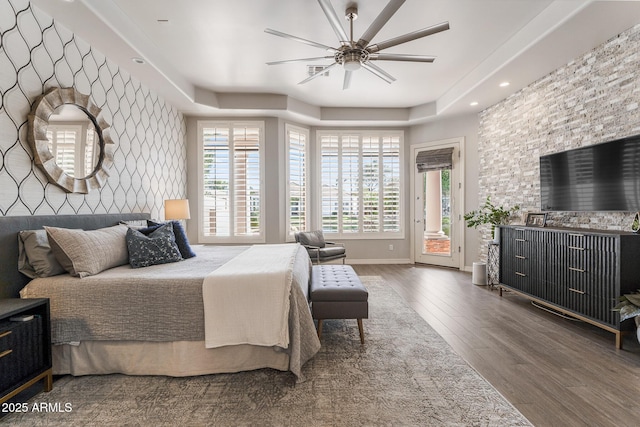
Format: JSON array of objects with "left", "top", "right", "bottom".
[{"left": 265, "top": 0, "right": 450, "bottom": 89}]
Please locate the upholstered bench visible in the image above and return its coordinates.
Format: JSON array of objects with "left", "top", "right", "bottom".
[{"left": 310, "top": 265, "right": 369, "bottom": 344}]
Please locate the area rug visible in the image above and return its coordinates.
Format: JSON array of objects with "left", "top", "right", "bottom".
[{"left": 4, "top": 278, "right": 531, "bottom": 426}]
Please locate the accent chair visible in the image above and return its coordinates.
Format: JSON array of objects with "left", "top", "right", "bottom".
[{"left": 295, "top": 230, "right": 346, "bottom": 264}]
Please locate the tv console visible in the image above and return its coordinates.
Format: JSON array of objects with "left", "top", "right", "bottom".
[{"left": 498, "top": 225, "right": 640, "bottom": 349}]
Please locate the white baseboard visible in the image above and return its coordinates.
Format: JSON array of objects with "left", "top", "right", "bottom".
[
  {"left": 324, "top": 259, "right": 474, "bottom": 268},
  {"left": 346, "top": 258, "right": 412, "bottom": 265}
]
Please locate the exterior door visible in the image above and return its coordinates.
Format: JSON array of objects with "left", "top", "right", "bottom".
[{"left": 412, "top": 140, "right": 462, "bottom": 268}]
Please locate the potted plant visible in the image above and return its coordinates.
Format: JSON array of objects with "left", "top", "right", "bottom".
[
  {"left": 464, "top": 196, "right": 520, "bottom": 243},
  {"left": 613, "top": 291, "right": 640, "bottom": 344}
]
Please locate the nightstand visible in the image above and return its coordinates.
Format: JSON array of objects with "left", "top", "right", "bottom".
[{"left": 0, "top": 298, "right": 52, "bottom": 404}]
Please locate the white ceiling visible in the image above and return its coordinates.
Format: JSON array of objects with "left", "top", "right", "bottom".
[{"left": 31, "top": 0, "right": 640, "bottom": 125}]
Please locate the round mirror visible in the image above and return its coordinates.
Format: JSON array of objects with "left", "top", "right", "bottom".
[{"left": 27, "top": 87, "right": 114, "bottom": 193}]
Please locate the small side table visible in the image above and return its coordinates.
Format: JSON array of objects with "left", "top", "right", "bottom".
[
  {"left": 0, "top": 298, "right": 53, "bottom": 404},
  {"left": 487, "top": 243, "right": 500, "bottom": 289}
]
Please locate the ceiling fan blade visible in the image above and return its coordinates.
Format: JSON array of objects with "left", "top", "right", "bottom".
[
  {"left": 265, "top": 28, "right": 336, "bottom": 52},
  {"left": 369, "top": 53, "right": 436, "bottom": 63},
  {"left": 317, "top": 0, "right": 349, "bottom": 46},
  {"left": 361, "top": 62, "right": 396, "bottom": 84},
  {"left": 267, "top": 56, "right": 334, "bottom": 65},
  {"left": 367, "top": 21, "right": 450, "bottom": 53},
  {"left": 298, "top": 62, "right": 339, "bottom": 85},
  {"left": 357, "top": 0, "right": 405, "bottom": 48},
  {"left": 343, "top": 70, "right": 353, "bottom": 90}
]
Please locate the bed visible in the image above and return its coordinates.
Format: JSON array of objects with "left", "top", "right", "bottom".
[{"left": 0, "top": 213, "right": 320, "bottom": 382}]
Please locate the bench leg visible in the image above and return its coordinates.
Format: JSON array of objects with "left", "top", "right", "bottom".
[
  {"left": 317, "top": 319, "right": 323, "bottom": 339},
  {"left": 357, "top": 318, "right": 364, "bottom": 344}
]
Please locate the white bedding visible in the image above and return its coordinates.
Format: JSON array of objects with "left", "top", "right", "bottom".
[{"left": 203, "top": 244, "right": 299, "bottom": 349}]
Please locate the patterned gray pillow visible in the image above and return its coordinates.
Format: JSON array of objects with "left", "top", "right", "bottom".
[
  {"left": 126, "top": 223, "right": 183, "bottom": 269},
  {"left": 18, "top": 229, "right": 67, "bottom": 278}
]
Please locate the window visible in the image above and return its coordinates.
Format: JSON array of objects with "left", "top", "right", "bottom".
[
  {"left": 317, "top": 130, "right": 403, "bottom": 238},
  {"left": 198, "top": 121, "right": 265, "bottom": 243},
  {"left": 285, "top": 124, "right": 309, "bottom": 240}
]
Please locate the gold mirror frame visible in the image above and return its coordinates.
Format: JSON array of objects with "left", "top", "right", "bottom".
[{"left": 27, "top": 87, "right": 114, "bottom": 193}]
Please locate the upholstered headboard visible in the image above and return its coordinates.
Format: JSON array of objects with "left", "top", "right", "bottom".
[{"left": 0, "top": 213, "right": 150, "bottom": 298}]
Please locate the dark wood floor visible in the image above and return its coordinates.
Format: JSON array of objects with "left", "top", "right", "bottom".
[{"left": 351, "top": 264, "right": 640, "bottom": 427}]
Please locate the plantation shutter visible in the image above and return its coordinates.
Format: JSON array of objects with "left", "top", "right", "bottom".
[
  {"left": 202, "top": 126, "right": 231, "bottom": 237},
  {"left": 201, "top": 122, "right": 263, "bottom": 241},
  {"left": 320, "top": 135, "right": 340, "bottom": 233},
  {"left": 341, "top": 135, "right": 360, "bottom": 234},
  {"left": 416, "top": 147, "right": 454, "bottom": 173},
  {"left": 287, "top": 127, "right": 308, "bottom": 235},
  {"left": 47, "top": 126, "right": 82, "bottom": 177},
  {"left": 319, "top": 131, "right": 402, "bottom": 236},
  {"left": 84, "top": 127, "right": 97, "bottom": 176},
  {"left": 382, "top": 135, "right": 401, "bottom": 232},
  {"left": 233, "top": 127, "right": 261, "bottom": 236}
]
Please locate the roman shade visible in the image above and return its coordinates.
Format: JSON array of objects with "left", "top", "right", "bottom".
[{"left": 416, "top": 147, "right": 454, "bottom": 173}]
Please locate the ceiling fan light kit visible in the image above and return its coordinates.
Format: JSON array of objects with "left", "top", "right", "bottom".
[{"left": 265, "top": 0, "right": 449, "bottom": 89}]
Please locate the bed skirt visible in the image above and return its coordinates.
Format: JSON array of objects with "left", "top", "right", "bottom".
[{"left": 53, "top": 341, "right": 289, "bottom": 377}]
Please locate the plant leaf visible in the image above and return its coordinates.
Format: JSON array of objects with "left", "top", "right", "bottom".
[
  {"left": 612, "top": 300, "right": 631, "bottom": 311},
  {"left": 625, "top": 293, "right": 640, "bottom": 306},
  {"left": 619, "top": 304, "right": 640, "bottom": 321}
]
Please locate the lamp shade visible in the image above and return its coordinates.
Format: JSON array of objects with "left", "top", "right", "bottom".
[{"left": 165, "top": 199, "right": 191, "bottom": 220}]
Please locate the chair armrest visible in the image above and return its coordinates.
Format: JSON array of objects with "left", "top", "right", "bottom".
[
  {"left": 302, "top": 244, "right": 321, "bottom": 250},
  {"left": 325, "top": 241, "right": 344, "bottom": 247}
]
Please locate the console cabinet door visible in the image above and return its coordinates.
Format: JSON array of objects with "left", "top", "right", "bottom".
[{"left": 500, "top": 227, "right": 544, "bottom": 296}]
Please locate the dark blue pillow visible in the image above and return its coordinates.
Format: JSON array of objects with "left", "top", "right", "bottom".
[
  {"left": 147, "top": 220, "right": 196, "bottom": 259},
  {"left": 126, "top": 223, "right": 183, "bottom": 268}
]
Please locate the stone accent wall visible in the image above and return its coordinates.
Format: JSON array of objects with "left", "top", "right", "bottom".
[{"left": 477, "top": 23, "right": 640, "bottom": 248}]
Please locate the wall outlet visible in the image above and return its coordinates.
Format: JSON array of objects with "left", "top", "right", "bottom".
[{"left": 388, "top": 244, "right": 394, "bottom": 251}]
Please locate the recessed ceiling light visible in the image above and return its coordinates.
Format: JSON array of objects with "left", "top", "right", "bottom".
[
  {"left": 470, "top": 101, "right": 479, "bottom": 106},
  {"left": 132, "top": 57, "right": 145, "bottom": 65},
  {"left": 499, "top": 81, "right": 510, "bottom": 87}
]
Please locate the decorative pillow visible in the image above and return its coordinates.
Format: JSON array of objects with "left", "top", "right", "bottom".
[
  {"left": 147, "top": 220, "right": 196, "bottom": 259},
  {"left": 18, "top": 229, "right": 67, "bottom": 278},
  {"left": 137, "top": 223, "right": 164, "bottom": 236},
  {"left": 45, "top": 225, "right": 129, "bottom": 278},
  {"left": 126, "top": 223, "right": 183, "bottom": 268},
  {"left": 119, "top": 219, "right": 149, "bottom": 230}
]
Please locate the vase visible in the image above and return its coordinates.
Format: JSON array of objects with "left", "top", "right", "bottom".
[{"left": 492, "top": 226, "right": 500, "bottom": 244}]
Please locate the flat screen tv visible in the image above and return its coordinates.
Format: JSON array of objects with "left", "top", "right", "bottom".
[{"left": 540, "top": 134, "right": 640, "bottom": 211}]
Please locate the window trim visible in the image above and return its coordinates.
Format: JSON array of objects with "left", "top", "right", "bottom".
[
  {"left": 285, "top": 123, "right": 310, "bottom": 242},
  {"left": 316, "top": 130, "right": 404, "bottom": 239},
  {"left": 197, "top": 120, "right": 266, "bottom": 244}
]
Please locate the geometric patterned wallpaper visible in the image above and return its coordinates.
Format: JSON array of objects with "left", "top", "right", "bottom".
[{"left": 0, "top": 0, "right": 186, "bottom": 218}]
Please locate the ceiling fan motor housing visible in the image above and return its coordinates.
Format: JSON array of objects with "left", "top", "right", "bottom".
[{"left": 337, "top": 49, "right": 368, "bottom": 70}]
